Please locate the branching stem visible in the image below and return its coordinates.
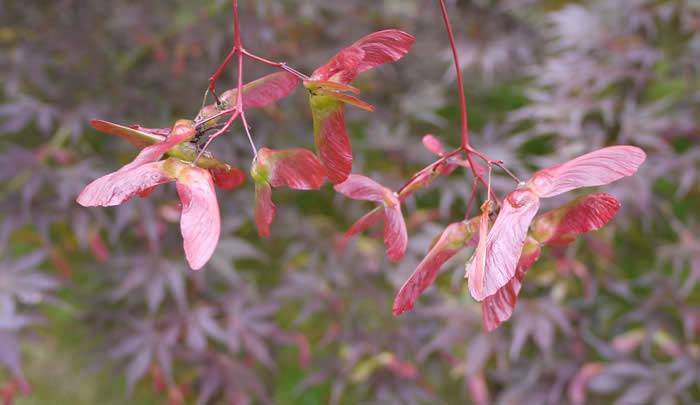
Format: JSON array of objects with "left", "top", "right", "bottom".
[
  {"left": 197, "top": 0, "right": 521, "bottom": 210},
  {"left": 199, "top": 0, "right": 310, "bottom": 159}
]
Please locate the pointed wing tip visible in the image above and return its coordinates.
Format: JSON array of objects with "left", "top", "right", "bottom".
[
  {"left": 481, "top": 303, "right": 504, "bottom": 333},
  {"left": 624, "top": 145, "right": 646, "bottom": 156},
  {"left": 76, "top": 197, "right": 106, "bottom": 208},
  {"left": 468, "top": 287, "right": 487, "bottom": 302},
  {"left": 373, "top": 28, "right": 417, "bottom": 49},
  {"left": 75, "top": 199, "right": 91, "bottom": 207},
  {"left": 386, "top": 246, "right": 406, "bottom": 261},
  {"left": 386, "top": 242, "right": 406, "bottom": 263},
  {"left": 254, "top": 182, "right": 277, "bottom": 238},
  {"left": 186, "top": 258, "right": 206, "bottom": 271},
  {"left": 392, "top": 287, "right": 416, "bottom": 316},
  {"left": 76, "top": 185, "right": 119, "bottom": 208},
  {"left": 185, "top": 243, "right": 215, "bottom": 270},
  {"left": 392, "top": 28, "right": 416, "bottom": 40},
  {"left": 388, "top": 257, "right": 402, "bottom": 263},
  {"left": 384, "top": 205, "right": 407, "bottom": 263},
  {"left": 76, "top": 192, "right": 91, "bottom": 206},
  {"left": 466, "top": 257, "right": 502, "bottom": 303},
  {"left": 615, "top": 145, "right": 646, "bottom": 173},
  {"left": 392, "top": 303, "right": 411, "bottom": 317},
  {"left": 183, "top": 230, "right": 218, "bottom": 271},
  {"left": 483, "top": 321, "right": 499, "bottom": 333},
  {"left": 89, "top": 118, "right": 114, "bottom": 127},
  {"left": 594, "top": 192, "right": 622, "bottom": 218},
  {"left": 89, "top": 119, "right": 117, "bottom": 134},
  {"left": 176, "top": 167, "right": 220, "bottom": 273},
  {"left": 422, "top": 134, "right": 445, "bottom": 155},
  {"left": 481, "top": 299, "right": 509, "bottom": 333},
  {"left": 630, "top": 146, "right": 646, "bottom": 169},
  {"left": 464, "top": 261, "right": 481, "bottom": 300}
]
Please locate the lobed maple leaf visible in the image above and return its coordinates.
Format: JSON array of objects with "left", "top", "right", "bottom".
[{"left": 108, "top": 318, "right": 179, "bottom": 393}]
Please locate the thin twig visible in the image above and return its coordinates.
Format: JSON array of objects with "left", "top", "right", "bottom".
[
  {"left": 208, "top": 46, "right": 237, "bottom": 96},
  {"left": 395, "top": 149, "right": 463, "bottom": 195},
  {"left": 242, "top": 49, "right": 310, "bottom": 81},
  {"left": 194, "top": 107, "right": 237, "bottom": 130},
  {"left": 464, "top": 177, "right": 479, "bottom": 219},
  {"left": 194, "top": 110, "right": 241, "bottom": 164},
  {"left": 438, "top": 0, "right": 469, "bottom": 148},
  {"left": 467, "top": 147, "right": 521, "bottom": 183},
  {"left": 197, "top": 0, "right": 260, "bottom": 160},
  {"left": 240, "top": 110, "right": 257, "bottom": 158}
]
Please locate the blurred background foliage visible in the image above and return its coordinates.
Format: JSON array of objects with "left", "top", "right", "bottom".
[{"left": 1, "top": 0, "right": 699, "bottom": 404}]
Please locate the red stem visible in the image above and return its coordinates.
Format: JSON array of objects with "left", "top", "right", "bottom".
[
  {"left": 395, "top": 149, "right": 462, "bottom": 195},
  {"left": 195, "top": 110, "right": 241, "bottom": 163},
  {"left": 197, "top": 0, "right": 247, "bottom": 161},
  {"left": 208, "top": 1, "right": 309, "bottom": 96},
  {"left": 205, "top": 0, "right": 243, "bottom": 98},
  {"left": 231, "top": 0, "right": 258, "bottom": 155},
  {"left": 233, "top": 0, "right": 241, "bottom": 46},
  {"left": 467, "top": 146, "right": 521, "bottom": 183},
  {"left": 208, "top": 47, "right": 236, "bottom": 96},
  {"left": 466, "top": 153, "right": 500, "bottom": 203},
  {"left": 232, "top": 0, "right": 243, "bottom": 109},
  {"left": 199, "top": 0, "right": 518, "bottom": 199},
  {"left": 242, "top": 49, "right": 310, "bottom": 81},
  {"left": 436, "top": 1, "right": 520, "bottom": 187},
  {"left": 464, "top": 178, "right": 479, "bottom": 218},
  {"left": 438, "top": 0, "right": 469, "bottom": 148},
  {"left": 201, "top": 0, "right": 311, "bottom": 157}
]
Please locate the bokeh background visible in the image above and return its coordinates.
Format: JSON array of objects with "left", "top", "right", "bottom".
[{"left": 2, "top": 0, "right": 699, "bottom": 404}]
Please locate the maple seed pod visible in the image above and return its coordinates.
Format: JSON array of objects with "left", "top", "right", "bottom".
[
  {"left": 334, "top": 174, "right": 408, "bottom": 263},
  {"left": 465, "top": 146, "right": 645, "bottom": 303},
  {"left": 306, "top": 29, "right": 415, "bottom": 184},
  {"left": 531, "top": 192, "right": 621, "bottom": 246},
  {"left": 393, "top": 217, "right": 479, "bottom": 316},
  {"left": 88, "top": 119, "right": 246, "bottom": 191},
  {"left": 174, "top": 165, "right": 221, "bottom": 270},
  {"left": 251, "top": 148, "right": 326, "bottom": 237}
]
